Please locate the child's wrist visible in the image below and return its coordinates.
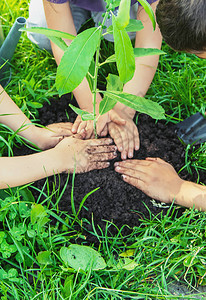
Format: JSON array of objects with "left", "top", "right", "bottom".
[
  {"left": 113, "top": 104, "right": 135, "bottom": 119},
  {"left": 171, "top": 180, "right": 194, "bottom": 208}
]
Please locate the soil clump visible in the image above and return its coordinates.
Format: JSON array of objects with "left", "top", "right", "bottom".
[{"left": 14, "top": 95, "right": 206, "bottom": 242}]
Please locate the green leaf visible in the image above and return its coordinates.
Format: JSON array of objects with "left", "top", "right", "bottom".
[
  {"left": 19, "top": 187, "right": 35, "bottom": 202},
  {"left": 0, "top": 269, "right": 7, "bottom": 280},
  {"left": 48, "top": 36, "right": 68, "bottom": 51},
  {"left": 56, "top": 27, "right": 100, "bottom": 96},
  {"left": 113, "top": 16, "right": 135, "bottom": 83},
  {"left": 137, "top": 0, "right": 156, "bottom": 30},
  {"left": 107, "top": 19, "right": 144, "bottom": 35},
  {"left": 125, "top": 19, "right": 144, "bottom": 32},
  {"left": 63, "top": 275, "right": 74, "bottom": 298},
  {"left": 103, "top": 54, "right": 116, "bottom": 64},
  {"left": 69, "top": 105, "right": 94, "bottom": 121},
  {"left": 27, "top": 102, "right": 43, "bottom": 109},
  {"left": 30, "top": 204, "right": 49, "bottom": 228},
  {"left": 60, "top": 245, "right": 106, "bottom": 271},
  {"left": 10, "top": 224, "right": 27, "bottom": 241},
  {"left": 104, "top": 47, "right": 165, "bottom": 65},
  {"left": 103, "top": 91, "right": 165, "bottom": 120},
  {"left": 99, "top": 74, "right": 123, "bottom": 115},
  {"left": 0, "top": 232, "right": 6, "bottom": 244},
  {"left": 116, "top": 0, "right": 131, "bottom": 29},
  {"left": 37, "top": 251, "right": 53, "bottom": 265},
  {"left": 0, "top": 240, "right": 17, "bottom": 258},
  {"left": 122, "top": 258, "right": 138, "bottom": 270},
  {"left": 20, "top": 27, "right": 75, "bottom": 40},
  {"left": 134, "top": 48, "right": 166, "bottom": 57},
  {"left": 183, "top": 255, "right": 199, "bottom": 267},
  {"left": 15, "top": 246, "right": 30, "bottom": 264},
  {"left": 119, "top": 249, "right": 135, "bottom": 257},
  {"left": 31, "top": 204, "right": 45, "bottom": 224},
  {"left": 86, "top": 59, "right": 95, "bottom": 92},
  {"left": 19, "top": 202, "right": 31, "bottom": 218}
]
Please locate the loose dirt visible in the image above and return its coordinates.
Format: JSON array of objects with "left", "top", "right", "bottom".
[{"left": 14, "top": 95, "right": 206, "bottom": 242}]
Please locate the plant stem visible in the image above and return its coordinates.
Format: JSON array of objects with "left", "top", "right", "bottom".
[{"left": 92, "top": 10, "right": 110, "bottom": 138}]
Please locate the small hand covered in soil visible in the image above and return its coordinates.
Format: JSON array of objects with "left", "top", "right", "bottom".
[
  {"left": 115, "top": 158, "right": 206, "bottom": 211},
  {"left": 114, "top": 158, "right": 184, "bottom": 203},
  {"left": 34, "top": 122, "right": 74, "bottom": 150},
  {"left": 108, "top": 113, "right": 139, "bottom": 160},
  {"left": 71, "top": 109, "right": 126, "bottom": 139},
  {"left": 0, "top": 132, "right": 117, "bottom": 189},
  {"left": 55, "top": 135, "right": 117, "bottom": 173}
]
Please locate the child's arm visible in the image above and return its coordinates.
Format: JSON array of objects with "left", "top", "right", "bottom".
[
  {"left": 0, "top": 84, "right": 73, "bottom": 149},
  {"left": 0, "top": 136, "right": 116, "bottom": 189},
  {"left": 114, "top": 157, "right": 206, "bottom": 211},
  {"left": 109, "top": 1, "right": 162, "bottom": 159},
  {"left": 42, "top": 0, "right": 125, "bottom": 139}
]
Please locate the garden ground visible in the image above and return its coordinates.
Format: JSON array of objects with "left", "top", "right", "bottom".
[{"left": 1, "top": 0, "right": 206, "bottom": 299}]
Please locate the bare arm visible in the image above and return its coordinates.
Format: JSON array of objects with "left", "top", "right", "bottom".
[
  {"left": 115, "top": 158, "right": 206, "bottom": 211},
  {"left": 114, "top": 0, "right": 162, "bottom": 117},
  {"left": 43, "top": 0, "right": 102, "bottom": 111},
  {"left": 0, "top": 136, "right": 116, "bottom": 189},
  {"left": 108, "top": 1, "right": 162, "bottom": 159},
  {"left": 0, "top": 84, "right": 39, "bottom": 141},
  {"left": 0, "top": 149, "right": 64, "bottom": 189},
  {"left": 0, "top": 84, "right": 74, "bottom": 149}
]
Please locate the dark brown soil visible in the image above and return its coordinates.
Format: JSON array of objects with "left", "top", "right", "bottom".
[{"left": 14, "top": 95, "right": 206, "bottom": 242}]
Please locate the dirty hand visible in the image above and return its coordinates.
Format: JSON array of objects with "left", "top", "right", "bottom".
[
  {"left": 108, "top": 112, "right": 139, "bottom": 160},
  {"left": 33, "top": 122, "right": 74, "bottom": 150},
  {"left": 71, "top": 110, "right": 126, "bottom": 139},
  {"left": 55, "top": 135, "right": 117, "bottom": 173},
  {"left": 114, "top": 157, "right": 184, "bottom": 203}
]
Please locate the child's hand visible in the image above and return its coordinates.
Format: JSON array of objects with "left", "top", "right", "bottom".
[
  {"left": 71, "top": 110, "right": 126, "bottom": 138},
  {"left": 108, "top": 113, "right": 139, "bottom": 160},
  {"left": 72, "top": 116, "right": 95, "bottom": 139},
  {"left": 33, "top": 122, "right": 74, "bottom": 150},
  {"left": 55, "top": 135, "right": 117, "bottom": 173},
  {"left": 114, "top": 158, "right": 184, "bottom": 203}
]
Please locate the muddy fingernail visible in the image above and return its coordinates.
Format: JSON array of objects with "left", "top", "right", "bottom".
[{"left": 115, "top": 166, "right": 120, "bottom": 171}]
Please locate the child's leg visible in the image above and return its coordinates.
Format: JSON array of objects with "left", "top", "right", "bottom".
[
  {"left": 91, "top": 3, "right": 139, "bottom": 42},
  {"left": 27, "top": 0, "right": 90, "bottom": 51}
]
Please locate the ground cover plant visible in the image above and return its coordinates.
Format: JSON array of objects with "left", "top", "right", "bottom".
[{"left": 1, "top": 0, "right": 206, "bottom": 299}]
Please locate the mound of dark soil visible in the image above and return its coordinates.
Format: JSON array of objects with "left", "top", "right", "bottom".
[{"left": 14, "top": 95, "right": 206, "bottom": 241}]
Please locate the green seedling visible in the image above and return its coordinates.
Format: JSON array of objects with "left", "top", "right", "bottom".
[{"left": 22, "top": 0, "right": 165, "bottom": 137}]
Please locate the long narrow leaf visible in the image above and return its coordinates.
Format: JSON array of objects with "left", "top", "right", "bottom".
[
  {"left": 20, "top": 27, "right": 75, "bottom": 40},
  {"left": 56, "top": 27, "right": 100, "bottom": 95},
  {"left": 137, "top": 0, "right": 156, "bottom": 30},
  {"left": 133, "top": 48, "right": 166, "bottom": 57},
  {"left": 48, "top": 36, "right": 68, "bottom": 51},
  {"left": 103, "top": 47, "right": 165, "bottom": 65},
  {"left": 113, "top": 15, "right": 135, "bottom": 83},
  {"left": 69, "top": 104, "right": 94, "bottom": 121},
  {"left": 107, "top": 19, "right": 144, "bottom": 34},
  {"left": 99, "top": 74, "right": 123, "bottom": 115},
  {"left": 103, "top": 91, "right": 165, "bottom": 120},
  {"left": 116, "top": 0, "right": 131, "bottom": 29}
]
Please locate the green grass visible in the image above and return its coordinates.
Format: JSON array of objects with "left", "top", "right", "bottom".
[{"left": 1, "top": 0, "right": 206, "bottom": 299}]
